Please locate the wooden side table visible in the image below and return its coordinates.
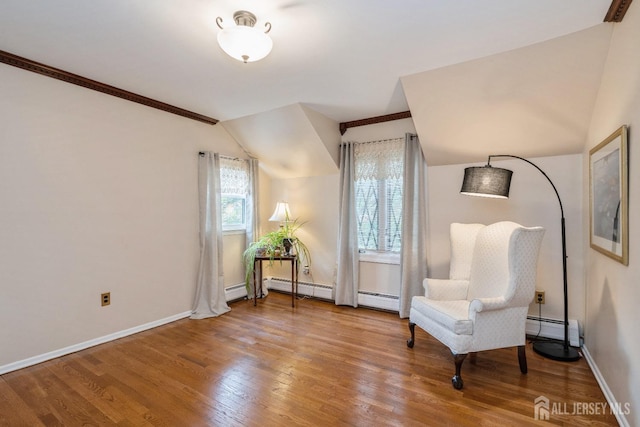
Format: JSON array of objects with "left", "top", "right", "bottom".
[{"left": 253, "top": 255, "right": 298, "bottom": 307}]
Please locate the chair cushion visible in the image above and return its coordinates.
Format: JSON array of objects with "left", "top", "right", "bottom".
[{"left": 411, "top": 297, "right": 473, "bottom": 335}]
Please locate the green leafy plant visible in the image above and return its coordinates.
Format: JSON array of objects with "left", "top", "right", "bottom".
[{"left": 243, "top": 217, "right": 311, "bottom": 293}]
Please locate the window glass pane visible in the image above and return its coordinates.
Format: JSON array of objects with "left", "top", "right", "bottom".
[
  {"left": 355, "top": 179, "right": 379, "bottom": 250},
  {"left": 221, "top": 195, "right": 245, "bottom": 230},
  {"left": 386, "top": 177, "right": 403, "bottom": 252}
]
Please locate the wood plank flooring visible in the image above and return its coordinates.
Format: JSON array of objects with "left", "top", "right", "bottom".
[{"left": 0, "top": 292, "right": 618, "bottom": 426}]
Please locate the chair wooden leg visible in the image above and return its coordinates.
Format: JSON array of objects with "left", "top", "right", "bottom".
[
  {"left": 452, "top": 353, "right": 467, "bottom": 390},
  {"left": 518, "top": 345, "right": 528, "bottom": 374},
  {"left": 407, "top": 322, "right": 415, "bottom": 348}
]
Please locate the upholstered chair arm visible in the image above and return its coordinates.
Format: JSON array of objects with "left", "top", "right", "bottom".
[
  {"left": 468, "top": 296, "right": 509, "bottom": 313},
  {"left": 423, "top": 278, "right": 469, "bottom": 300}
]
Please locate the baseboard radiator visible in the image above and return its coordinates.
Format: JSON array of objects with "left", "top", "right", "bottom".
[
  {"left": 525, "top": 316, "right": 580, "bottom": 347},
  {"left": 224, "top": 283, "right": 249, "bottom": 302},
  {"left": 267, "top": 277, "right": 333, "bottom": 300},
  {"left": 268, "top": 277, "right": 401, "bottom": 311},
  {"left": 267, "top": 277, "right": 400, "bottom": 311},
  {"left": 269, "top": 277, "right": 580, "bottom": 346}
]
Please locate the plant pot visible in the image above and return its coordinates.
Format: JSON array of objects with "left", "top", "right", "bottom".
[{"left": 282, "top": 238, "right": 293, "bottom": 256}]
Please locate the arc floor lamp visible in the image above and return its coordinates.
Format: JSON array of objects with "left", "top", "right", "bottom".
[{"left": 460, "top": 155, "right": 581, "bottom": 362}]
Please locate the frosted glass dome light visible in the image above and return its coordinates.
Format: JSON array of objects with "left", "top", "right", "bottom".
[{"left": 216, "top": 11, "right": 272, "bottom": 63}]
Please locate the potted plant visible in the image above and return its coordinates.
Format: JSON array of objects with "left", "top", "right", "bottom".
[{"left": 243, "top": 217, "right": 311, "bottom": 293}]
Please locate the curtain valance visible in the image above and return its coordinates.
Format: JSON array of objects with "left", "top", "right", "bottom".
[
  {"left": 352, "top": 138, "right": 404, "bottom": 181},
  {"left": 219, "top": 157, "right": 249, "bottom": 195}
]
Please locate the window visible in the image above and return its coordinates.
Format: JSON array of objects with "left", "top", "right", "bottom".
[
  {"left": 354, "top": 139, "right": 404, "bottom": 252},
  {"left": 221, "top": 195, "right": 246, "bottom": 230},
  {"left": 220, "top": 157, "right": 249, "bottom": 231}
]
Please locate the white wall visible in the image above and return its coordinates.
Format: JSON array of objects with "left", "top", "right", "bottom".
[
  {"left": 358, "top": 260, "right": 401, "bottom": 296},
  {"left": 428, "top": 154, "right": 584, "bottom": 324},
  {"left": 583, "top": 3, "right": 640, "bottom": 425},
  {"left": 266, "top": 174, "right": 339, "bottom": 287},
  {"left": 222, "top": 233, "right": 246, "bottom": 287},
  {"left": 0, "top": 64, "right": 246, "bottom": 368}
]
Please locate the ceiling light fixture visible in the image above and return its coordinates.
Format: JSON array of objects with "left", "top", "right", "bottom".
[{"left": 216, "top": 10, "right": 272, "bottom": 63}]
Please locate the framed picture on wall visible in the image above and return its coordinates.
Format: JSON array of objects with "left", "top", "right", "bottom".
[{"left": 589, "top": 125, "right": 629, "bottom": 265}]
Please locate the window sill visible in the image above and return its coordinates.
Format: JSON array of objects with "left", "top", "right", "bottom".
[
  {"left": 359, "top": 251, "right": 400, "bottom": 265},
  {"left": 222, "top": 229, "right": 246, "bottom": 236}
]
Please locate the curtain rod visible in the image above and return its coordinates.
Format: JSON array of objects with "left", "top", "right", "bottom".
[
  {"left": 198, "top": 152, "right": 241, "bottom": 161},
  {"left": 340, "top": 136, "right": 406, "bottom": 147}
]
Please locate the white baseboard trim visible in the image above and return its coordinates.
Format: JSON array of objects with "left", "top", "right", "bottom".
[
  {"left": 1, "top": 283, "right": 249, "bottom": 375},
  {"left": 582, "top": 345, "right": 630, "bottom": 427},
  {"left": 0, "top": 310, "right": 191, "bottom": 375},
  {"left": 525, "top": 316, "right": 580, "bottom": 347}
]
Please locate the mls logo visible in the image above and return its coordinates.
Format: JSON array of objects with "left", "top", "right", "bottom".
[{"left": 534, "top": 396, "right": 550, "bottom": 421}]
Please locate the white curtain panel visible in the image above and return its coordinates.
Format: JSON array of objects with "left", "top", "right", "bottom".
[
  {"left": 246, "top": 158, "right": 265, "bottom": 297},
  {"left": 335, "top": 142, "right": 359, "bottom": 307},
  {"left": 399, "top": 133, "right": 429, "bottom": 318},
  {"left": 191, "top": 152, "right": 231, "bottom": 319}
]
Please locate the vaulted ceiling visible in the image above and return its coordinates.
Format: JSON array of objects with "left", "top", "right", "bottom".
[{"left": 0, "top": 0, "right": 625, "bottom": 175}]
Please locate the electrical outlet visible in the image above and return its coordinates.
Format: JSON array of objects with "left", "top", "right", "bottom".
[
  {"left": 101, "top": 292, "right": 111, "bottom": 306},
  {"left": 303, "top": 265, "right": 310, "bottom": 275},
  {"left": 535, "top": 290, "right": 545, "bottom": 304}
]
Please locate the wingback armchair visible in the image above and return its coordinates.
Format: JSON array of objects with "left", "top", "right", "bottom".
[{"left": 407, "top": 221, "right": 545, "bottom": 389}]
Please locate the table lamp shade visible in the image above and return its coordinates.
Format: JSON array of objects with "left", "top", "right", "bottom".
[{"left": 269, "top": 201, "right": 291, "bottom": 222}]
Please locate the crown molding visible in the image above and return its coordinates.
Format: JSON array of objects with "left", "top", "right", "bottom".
[
  {"left": 0, "top": 49, "right": 218, "bottom": 126},
  {"left": 339, "top": 111, "right": 412, "bottom": 135},
  {"left": 604, "top": 0, "right": 634, "bottom": 22}
]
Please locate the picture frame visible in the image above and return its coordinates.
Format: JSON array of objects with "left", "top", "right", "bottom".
[{"left": 589, "top": 125, "right": 629, "bottom": 265}]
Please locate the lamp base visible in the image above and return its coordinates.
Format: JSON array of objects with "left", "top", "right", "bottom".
[{"left": 533, "top": 341, "right": 581, "bottom": 362}]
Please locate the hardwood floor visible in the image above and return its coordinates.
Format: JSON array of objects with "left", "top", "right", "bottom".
[{"left": 0, "top": 292, "right": 618, "bottom": 426}]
